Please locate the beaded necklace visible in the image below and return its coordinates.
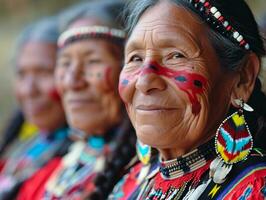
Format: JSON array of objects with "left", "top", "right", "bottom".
[
  {"left": 44, "top": 136, "right": 107, "bottom": 199},
  {"left": 140, "top": 139, "right": 216, "bottom": 200}
]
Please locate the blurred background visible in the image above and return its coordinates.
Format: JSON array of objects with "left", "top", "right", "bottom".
[{"left": 0, "top": 0, "right": 266, "bottom": 131}]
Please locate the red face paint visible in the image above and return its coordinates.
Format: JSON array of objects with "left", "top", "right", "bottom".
[
  {"left": 119, "top": 62, "right": 207, "bottom": 115},
  {"left": 104, "top": 66, "right": 114, "bottom": 90},
  {"left": 48, "top": 88, "right": 61, "bottom": 102}
]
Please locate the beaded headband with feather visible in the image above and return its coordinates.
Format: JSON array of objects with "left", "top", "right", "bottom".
[
  {"left": 189, "top": 0, "right": 250, "bottom": 51},
  {"left": 58, "top": 25, "right": 126, "bottom": 48}
]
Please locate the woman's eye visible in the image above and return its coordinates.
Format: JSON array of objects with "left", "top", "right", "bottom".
[
  {"left": 57, "top": 59, "right": 71, "bottom": 68},
  {"left": 129, "top": 55, "right": 143, "bottom": 63},
  {"left": 86, "top": 59, "right": 102, "bottom": 65},
  {"left": 170, "top": 52, "right": 185, "bottom": 59}
]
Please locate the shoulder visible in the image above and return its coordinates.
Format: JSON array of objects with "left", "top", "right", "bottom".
[
  {"left": 17, "top": 157, "right": 62, "bottom": 200},
  {"left": 203, "top": 151, "right": 266, "bottom": 200},
  {"left": 220, "top": 152, "right": 266, "bottom": 199}
]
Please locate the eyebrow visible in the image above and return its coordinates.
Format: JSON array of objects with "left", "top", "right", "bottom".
[
  {"left": 58, "top": 49, "right": 95, "bottom": 59},
  {"left": 126, "top": 31, "right": 201, "bottom": 57}
]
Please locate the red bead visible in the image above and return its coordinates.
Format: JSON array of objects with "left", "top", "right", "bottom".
[
  {"left": 240, "top": 40, "right": 246, "bottom": 46},
  {"left": 218, "top": 16, "right": 224, "bottom": 22},
  {"left": 195, "top": 0, "right": 200, "bottom": 2},
  {"left": 226, "top": 26, "right": 232, "bottom": 31},
  {"left": 204, "top": 2, "right": 210, "bottom": 8}
]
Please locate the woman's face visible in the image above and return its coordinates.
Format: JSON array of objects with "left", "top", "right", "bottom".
[
  {"left": 56, "top": 39, "right": 122, "bottom": 135},
  {"left": 120, "top": 1, "right": 238, "bottom": 156},
  {"left": 15, "top": 42, "right": 65, "bottom": 131}
]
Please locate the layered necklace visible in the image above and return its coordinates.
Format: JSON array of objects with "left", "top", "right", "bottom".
[
  {"left": 141, "top": 139, "right": 216, "bottom": 200},
  {"left": 44, "top": 136, "right": 108, "bottom": 199}
]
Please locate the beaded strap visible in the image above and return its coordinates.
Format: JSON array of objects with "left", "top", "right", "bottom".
[
  {"left": 159, "top": 139, "right": 216, "bottom": 179},
  {"left": 58, "top": 25, "right": 126, "bottom": 48},
  {"left": 189, "top": 0, "right": 250, "bottom": 50}
]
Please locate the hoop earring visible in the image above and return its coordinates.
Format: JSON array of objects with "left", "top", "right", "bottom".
[
  {"left": 136, "top": 140, "right": 151, "bottom": 165},
  {"left": 211, "top": 99, "right": 253, "bottom": 184}
]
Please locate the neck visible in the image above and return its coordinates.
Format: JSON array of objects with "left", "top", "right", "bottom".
[{"left": 159, "top": 136, "right": 215, "bottom": 160}]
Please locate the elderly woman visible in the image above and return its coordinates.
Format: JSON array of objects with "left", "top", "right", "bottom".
[
  {"left": 109, "top": 0, "right": 266, "bottom": 199},
  {"left": 17, "top": 1, "right": 136, "bottom": 199},
  {"left": 0, "top": 17, "right": 69, "bottom": 199}
]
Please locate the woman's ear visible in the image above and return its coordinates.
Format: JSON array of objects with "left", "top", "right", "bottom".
[{"left": 230, "top": 53, "right": 260, "bottom": 107}]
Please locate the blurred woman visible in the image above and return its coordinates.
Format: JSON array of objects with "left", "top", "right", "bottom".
[{"left": 0, "top": 17, "right": 69, "bottom": 199}]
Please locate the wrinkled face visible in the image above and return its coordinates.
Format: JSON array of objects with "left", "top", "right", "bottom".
[
  {"left": 120, "top": 1, "right": 237, "bottom": 154},
  {"left": 56, "top": 39, "right": 122, "bottom": 135},
  {"left": 15, "top": 42, "right": 65, "bottom": 131}
]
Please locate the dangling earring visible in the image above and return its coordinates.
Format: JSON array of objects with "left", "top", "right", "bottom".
[
  {"left": 136, "top": 140, "right": 151, "bottom": 165},
  {"left": 210, "top": 98, "right": 253, "bottom": 184}
]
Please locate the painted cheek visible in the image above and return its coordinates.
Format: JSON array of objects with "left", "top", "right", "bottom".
[
  {"left": 104, "top": 67, "right": 114, "bottom": 90},
  {"left": 48, "top": 88, "right": 61, "bottom": 102},
  {"left": 173, "top": 72, "right": 206, "bottom": 115},
  {"left": 118, "top": 69, "right": 140, "bottom": 103},
  {"left": 139, "top": 62, "right": 207, "bottom": 115}
]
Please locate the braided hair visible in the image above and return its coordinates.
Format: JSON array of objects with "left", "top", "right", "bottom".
[{"left": 87, "top": 118, "right": 136, "bottom": 200}]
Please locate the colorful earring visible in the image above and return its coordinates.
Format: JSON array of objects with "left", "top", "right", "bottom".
[
  {"left": 136, "top": 140, "right": 151, "bottom": 165},
  {"left": 210, "top": 99, "right": 253, "bottom": 183}
]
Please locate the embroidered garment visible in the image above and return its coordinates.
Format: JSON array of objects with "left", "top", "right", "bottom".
[
  {"left": 18, "top": 132, "right": 118, "bottom": 200},
  {"left": 0, "top": 127, "right": 69, "bottom": 199},
  {"left": 110, "top": 139, "right": 266, "bottom": 200}
]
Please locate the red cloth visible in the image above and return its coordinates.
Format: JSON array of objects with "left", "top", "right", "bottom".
[
  {"left": 17, "top": 157, "right": 61, "bottom": 200},
  {"left": 222, "top": 167, "right": 266, "bottom": 200}
]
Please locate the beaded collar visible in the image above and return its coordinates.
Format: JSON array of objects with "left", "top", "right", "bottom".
[{"left": 159, "top": 139, "right": 216, "bottom": 180}]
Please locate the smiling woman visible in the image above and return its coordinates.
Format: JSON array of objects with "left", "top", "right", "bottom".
[{"left": 108, "top": 0, "right": 266, "bottom": 199}]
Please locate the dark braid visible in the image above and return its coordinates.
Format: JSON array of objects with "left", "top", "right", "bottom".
[
  {"left": 247, "top": 79, "right": 266, "bottom": 149},
  {"left": 87, "top": 117, "right": 136, "bottom": 200},
  {"left": 0, "top": 109, "right": 24, "bottom": 155}
]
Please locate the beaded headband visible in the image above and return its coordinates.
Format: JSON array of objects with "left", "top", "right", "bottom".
[
  {"left": 58, "top": 25, "right": 126, "bottom": 48},
  {"left": 189, "top": 0, "right": 250, "bottom": 51}
]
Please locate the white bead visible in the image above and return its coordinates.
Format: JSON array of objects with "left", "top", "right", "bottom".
[
  {"left": 223, "top": 21, "right": 229, "bottom": 27},
  {"left": 245, "top": 43, "right": 250, "bottom": 50},
  {"left": 233, "top": 31, "right": 240, "bottom": 39},
  {"left": 237, "top": 35, "right": 243, "bottom": 42},
  {"left": 200, "top": 0, "right": 206, "bottom": 3},
  {"left": 214, "top": 11, "right": 221, "bottom": 19},
  {"left": 210, "top": 7, "right": 218, "bottom": 14}
]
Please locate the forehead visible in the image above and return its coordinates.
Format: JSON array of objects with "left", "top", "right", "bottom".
[
  {"left": 59, "top": 39, "right": 112, "bottom": 57},
  {"left": 17, "top": 42, "right": 56, "bottom": 69},
  {"left": 128, "top": 1, "right": 209, "bottom": 48}
]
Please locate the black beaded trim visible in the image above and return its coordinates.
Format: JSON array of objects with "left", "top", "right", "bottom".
[
  {"left": 159, "top": 139, "right": 216, "bottom": 178},
  {"left": 188, "top": 0, "right": 250, "bottom": 51}
]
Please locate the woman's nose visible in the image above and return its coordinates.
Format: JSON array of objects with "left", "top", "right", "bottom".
[
  {"left": 64, "top": 61, "right": 88, "bottom": 91},
  {"left": 23, "top": 76, "right": 39, "bottom": 97},
  {"left": 135, "top": 63, "right": 167, "bottom": 95}
]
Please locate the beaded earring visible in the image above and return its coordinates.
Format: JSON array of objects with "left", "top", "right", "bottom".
[
  {"left": 136, "top": 140, "right": 151, "bottom": 165},
  {"left": 210, "top": 99, "right": 253, "bottom": 183}
]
